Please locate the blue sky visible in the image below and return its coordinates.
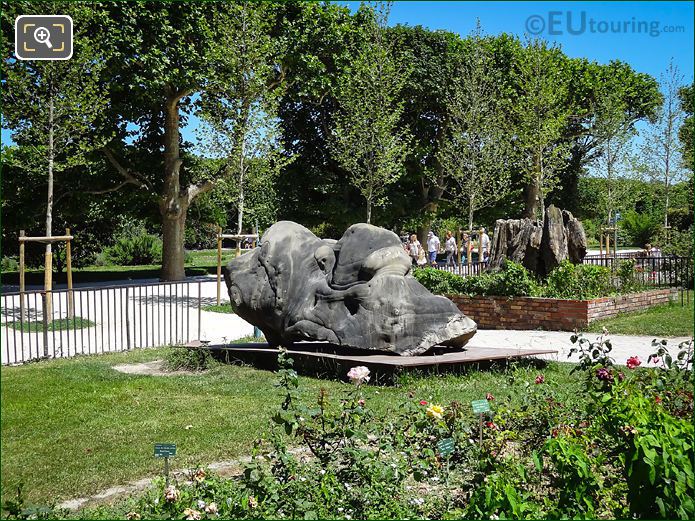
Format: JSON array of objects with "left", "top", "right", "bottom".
[
  {"left": 3, "top": 1, "right": 693, "bottom": 147},
  {"left": 374, "top": 1, "right": 693, "bottom": 81}
]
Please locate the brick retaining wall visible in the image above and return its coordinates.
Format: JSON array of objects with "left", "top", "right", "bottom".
[{"left": 449, "top": 288, "right": 678, "bottom": 331}]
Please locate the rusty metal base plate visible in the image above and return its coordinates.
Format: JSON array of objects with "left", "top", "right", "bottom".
[{"left": 207, "top": 342, "right": 557, "bottom": 379}]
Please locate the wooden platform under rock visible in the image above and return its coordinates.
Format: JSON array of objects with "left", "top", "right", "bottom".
[{"left": 202, "top": 342, "right": 558, "bottom": 380}]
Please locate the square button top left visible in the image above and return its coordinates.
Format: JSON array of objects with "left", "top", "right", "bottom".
[{"left": 15, "top": 15, "right": 73, "bottom": 60}]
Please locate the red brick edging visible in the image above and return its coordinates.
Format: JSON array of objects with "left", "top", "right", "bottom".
[{"left": 448, "top": 288, "right": 678, "bottom": 331}]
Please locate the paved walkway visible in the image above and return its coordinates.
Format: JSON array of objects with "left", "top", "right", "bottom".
[
  {"left": 468, "top": 329, "right": 692, "bottom": 366},
  {"left": 2, "top": 272, "right": 690, "bottom": 366}
]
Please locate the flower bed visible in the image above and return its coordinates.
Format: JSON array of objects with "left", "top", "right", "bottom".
[
  {"left": 449, "top": 288, "right": 678, "bottom": 331},
  {"left": 21, "top": 338, "right": 692, "bottom": 520}
]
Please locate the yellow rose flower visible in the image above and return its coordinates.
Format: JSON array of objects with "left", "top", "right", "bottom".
[{"left": 426, "top": 404, "right": 444, "bottom": 420}]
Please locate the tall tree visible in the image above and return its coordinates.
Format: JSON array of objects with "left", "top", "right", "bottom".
[
  {"left": 515, "top": 38, "right": 571, "bottom": 220},
  {"left": 2, "top": 2, "right": 110, "bottom": 285},
  {"left": 590, "top": 88, "right": 639, "bottom": 227},
  {"left": 331, "top": 2, "right": 411, "bottom": 224},
  {"left": 555, "top": 60, "right": 662, "bottom": 214},
  {"left": 198, "top": 2, "right": 288, "bottom": 236},
  {"left": 640, "top": 60, "right": 688, "bottom": 230},
  {"left": 437, "top": 22, "right": 512, "bottom": 232},
  {"left": 98, "top": 3, "right": 285, "bottom": 280},
  {"left": 678, "top": 82, "right": 693, "bottom": 172}
]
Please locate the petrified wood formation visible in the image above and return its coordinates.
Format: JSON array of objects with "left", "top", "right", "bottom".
[
  {"left": 489, "top": 205, "right": 587, "bottom": 277},
  {"left": 224, "top": 221, "right": 477, "bottom": 355}
]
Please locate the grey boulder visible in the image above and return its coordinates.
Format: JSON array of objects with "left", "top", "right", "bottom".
[{"left": 223, "top": 221, "right": 477, "bottom": 355}]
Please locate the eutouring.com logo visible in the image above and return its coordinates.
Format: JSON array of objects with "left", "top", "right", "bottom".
[{"left": 525, "top": 11, "right": 685, "bottom": 37}]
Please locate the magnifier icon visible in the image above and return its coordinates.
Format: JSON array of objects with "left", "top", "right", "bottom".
[{"left": 33, "top": 26, "right": 52, "bottom": 49}]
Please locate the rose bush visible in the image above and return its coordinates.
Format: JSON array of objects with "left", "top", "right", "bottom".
[{"left": 4, "top": 338, "right": 692, "bottom": 520}]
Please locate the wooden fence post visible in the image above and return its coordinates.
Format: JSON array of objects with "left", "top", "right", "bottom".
[
  {"left": 216, "top": 226, "right": 222, "bottom": 306},
  {"left": 467, "top": 231, "right": 472, "bottom": 268},
  {"left": 478, "top": 228, "right": 483, "bottom": 265}
]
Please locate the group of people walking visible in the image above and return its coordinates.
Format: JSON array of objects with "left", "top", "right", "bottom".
[{"left": 404, "top": 229, "right": 491, "bottom": 267}]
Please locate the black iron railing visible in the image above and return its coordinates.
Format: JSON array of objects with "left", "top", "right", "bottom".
[{"left": 1, "top": 280, "right": 208, "bottom": 365}]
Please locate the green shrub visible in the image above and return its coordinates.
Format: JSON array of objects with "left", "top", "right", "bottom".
[
  {"left": 622, "top": 211, "right": 661, "bottom": 247},
  {"left": 414, "top": 262, "right": 540, "bottom": 297},
  {"left": 98, "top": 225, "right": 163, "bottom": 266},
  {"left": 1, "top": 256, "right": 19, "bottom": 271},
  {"left": 544, "top": 261, "right": 614, "bottom": 300},
  {"left": 490, "top": 260, "right": 541, "bottom": 297},
  {"left": 412, "top": 267, "right": 468, "bottom": 295},
  {"left": 163, "top": 347, "right": 217, "bottom": 371},
  {"left": 656, "top": 226, "right": 694, "bottom": 258},
  {"left": 616, "top": 259, "right": 645, "bottom": 293}
]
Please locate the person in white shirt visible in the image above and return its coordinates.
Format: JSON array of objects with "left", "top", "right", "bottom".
[
  {"left": 480, "top": 228, "right": 491, "bottom": 263},
  {"left": 407, "top": 234, "right": 421, "bottom": 266},
  {"left": 427, "top": 231, "right": 440, "bottom": 266},
  {"left": 445, "top": 231, "right": 457, "bottom": 268}
]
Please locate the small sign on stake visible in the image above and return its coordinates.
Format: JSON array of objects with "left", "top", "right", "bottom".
[
  {"left": 471, "top": 399, "right": 491, "bottom": 446},
  {"left": 437, "top": 437, "right": 455, "bottom": 458},
  {"left": 154, "top": 443, "right": 177, "bottom": 458},
  {"left": 154, "top": 443, "right": 176, "bottom": 486},
  {"left": 471, "top": 399, "right": 490, "bottom": 414}
]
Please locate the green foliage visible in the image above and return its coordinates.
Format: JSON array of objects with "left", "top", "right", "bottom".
[
  {"left": 438, "top": 22, "right": 513, "bottom": 231},
  {"left": 544, "top": 261, "right": 614, "bottom": 300},
  {"left": 679, "top": 83, "right": 693, "bottom": 171},
  {"left": 585, "top": 339, "right": 695, "bottom": 520},
  {"left": 331, "top": 3, "right": 411, "bottom": 224},
  {"left": 307, "top": 222, "right": 343, "bottom": 240},
  {"left": 622, "top": 210, "right": 661, "bottom": 247},
  {"left": 163, "top": 347, "right": 218, "bottom": 372},
  {"left": 514, "top": 37, "right": 572, "bottom": 217},
  {"left": 654, "top": 226, "right": 694, "bottom": 258},
  {"left": 414, "top": 261, "right": 541, "bottom": 297},
  {"left": 617, "top": 259, "right": 646, "bottom": 293},
  {"left": 4, "top": 337, "right": 693, "bottom": 519},
  {"left": 2, "top": 256, "right": 19, "bottom": 271},
  {"left": 97, "top": 225, "right": 162, "bottom": 266}
]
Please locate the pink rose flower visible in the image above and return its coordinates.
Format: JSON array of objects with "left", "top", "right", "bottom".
[
  {"left": 535, "top": 374, "right": 545, "bottom": 384},
  {"left": 347, "top": 366, "right": 370, "bottom": 385},
  {"left": 626, "top": 356, "right": 641, "bottom": 369}
]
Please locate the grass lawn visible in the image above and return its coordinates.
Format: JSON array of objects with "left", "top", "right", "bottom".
[
  {"left": 586, "top": 299, "right": 694, "bottom": 337},
  {"left": 202, "top": 302, "right": 235, "bottom": 314},
  {"left": 6, "top": 249, "right": 252, "bottom": 282},
  {"left": 1, "top": 348, "right": 581, "bottom": 505},
  {"left": 6, "top": 317, "right": 95, "bottom": 332}
]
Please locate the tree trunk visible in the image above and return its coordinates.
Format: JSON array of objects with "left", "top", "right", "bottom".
[
  {"left": 522, "top": 179, "right": 539, "bottom": 219},
  {"left": 467, "top": 197, "right": 474, "bottom": 233},
  {"left": 45, "top": 93, "right": 54, "bottom": 317},
  {"left": 237, "top": 154, "right": 245, "bottom": 235},
  {"left": 162, "top": 211, "right": 187, "bottom": 281},
  {"left": 160, "top": 89, "right": 187, "bottom": 281},
  {"left": 417, "top": 201, "right": 438, "bottom": 247},
  {"left": 366, "top": 199, "right": 372, "bottom": 224}
]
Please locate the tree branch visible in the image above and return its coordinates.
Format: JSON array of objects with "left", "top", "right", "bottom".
[
  {"left": 186, "top": 180, "right": 215, "bottom": 205},
  {"left": 101, "top": 147, "right": 150, "bottom": 190},
  {"left": 166, "top": 86, "right": 194, "bottom": 105},
  {"left": 84, "top": 180, "right": 132, "bottom": 195}
]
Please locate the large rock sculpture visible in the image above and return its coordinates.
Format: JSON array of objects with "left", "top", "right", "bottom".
[
  {"left": 489, "top": 205, "right": 587, "bottom": 277},
  {"left": 224, "top": 221, "right": 477, "bottom": 355}
]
